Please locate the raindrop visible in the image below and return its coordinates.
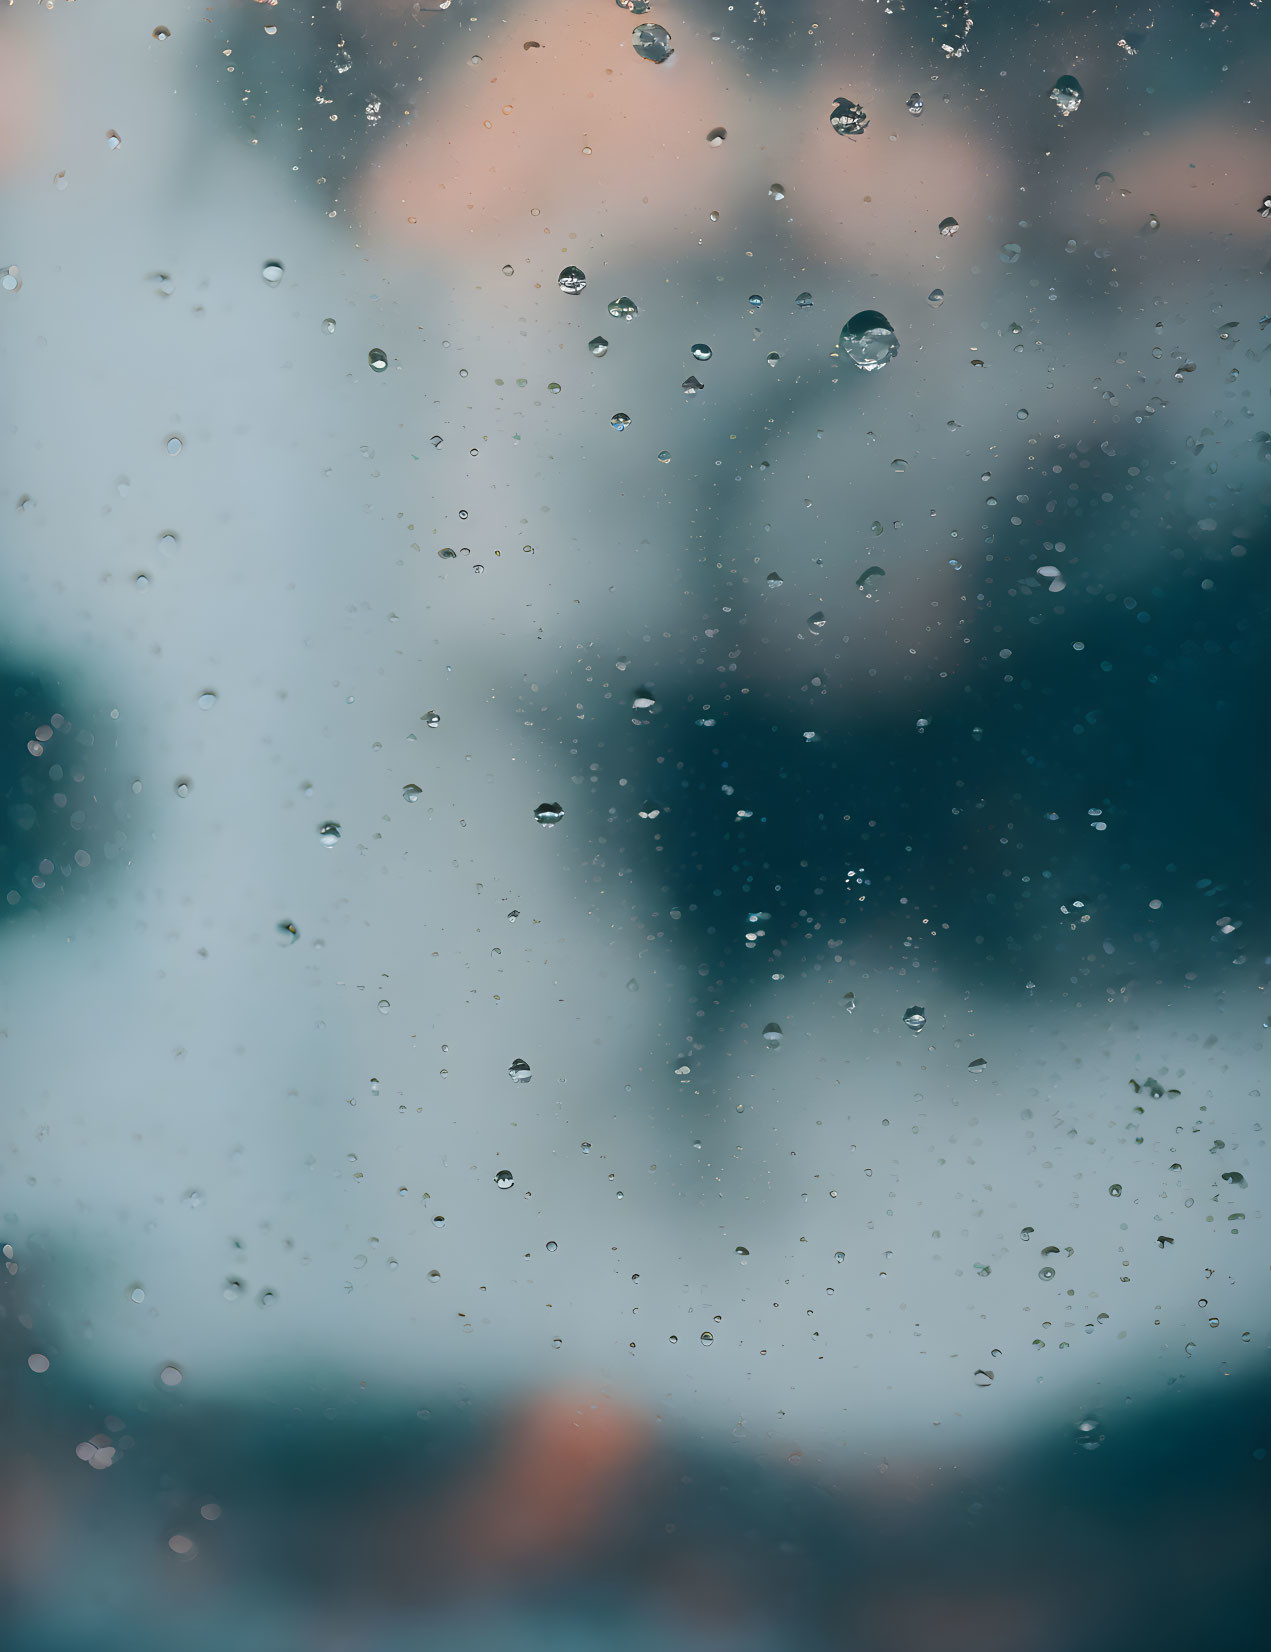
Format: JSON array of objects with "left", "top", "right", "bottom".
[
  {"left": 657, "top": 450, "right": 671, "bottom": 463},
  {"left": 830, "top": 97, "right": 869, "bottom": 137},
  {"left": 105, "top": 130, "right": 122, "bottom": 150},
  {"left": 508, "top": 1057, "right": 532, "bottom": 1083},
  {"left": 401, "top": 783, "right": 423, "bottom": 803},
  {"left": 906, "top": 92, "right": 924, "bottom": 116},
  {"left": 632, "top": 686, "right": 656, "bottom": 711},
  {"left": 927, "top": 288, "right": 944, "bottom": 306},
  {"left": 902, "top": 1005, "right": 927, "bottom": 1031},
  {"left": 611, "top": 412, "right": 632, "bottom": 430},
  {"left": 165, "top": 435, "right": 183, "bottom": 455},
  {"left": 276, "top": 920, "right": 298, "bottom": 945},
  {"left": 766, "top": 351, "right": 781, "bottom": 366},
  {"left": 1000, "top": 242, "right": 1021, "bottom": 263},
  {"left": 762, "top": 1022, "right": 784, "bottom": 1049},
  {"left": 1259, "top": 196, "right": 1271, "bottom": 219},
  {"left": 690, "top": 342, "right": 713, "bottom": 361},
  {"left": 546, "top": 1240, "right": 558, "bottom": 1252},
  {"left": 501, "top": 263, "right": 515, "bottom": 277},
  {"left": 973, "top": 1368, "right": 994, "bottom": 1386},
  {"left": 558, "top": 265, "right": 587, "bottom": 294},
  {"left": 938, "top": 217, "right": 960, "bottom": 237},
  {"left": 769, "top": 183, "right": 786, "bottom": 201},
  {"left": 842, "top": 991, "right": 855, "bottom": 1012},
  {"left": 856, "top": 566, "right": 886, "bottom": 592},
  {"left": 795, "top": 291, "right": 813, "bottom": 308},
  {"left": 196, "top": 691, "right": 217, "bottom": 709},
  {"left": 261, "top": 260, "right": 283, "bottom": 286},
  {"left": 322, "top": 317, "right": 337, "bottom": 333},
  {"left": 608, "top": 296, "right": 638, "bottom": 320},
  {"left": 1038, "top": 1266, "right": 1056, "bottom": 1281},
  {"left": 1, "top": 266, "right": 21, "bottom": 293},
  {"left": 706, "top": 127, "right": 727, "bottom": 146},
  {"left": 700, "top": 1330, "right": 714, "bottom": 1345},
  {"left": 533, "top": 802, "right": 565, "bottom": 825},
  {"left": 839, "top": 309, "right": 899, "bottom": 372},
  {"left": 1143, "top": 213, "right": 1160, "bottom": 233},
  {"left": 589, "top": 336, "right": 609, "bottom": 356},
  {"left": 682, "top": 376, "right": 704, "bottom": 395},
  {"left": 317, "top": 821, "right": 341, "bottom": 845},
  {"left": 1108, "top": 1183, "right": 1122, "bottom": 1197},
  {"left": 422, "top": 710, "right": 441, "bottom": 728},
  {"left": 631, "top": 22, "right": 673, "bottom": 63},
  {"left": 1050, "top": 75, "right": 1084, "bottom": 117},
  {"left": 968, "top": 1056, "right": 987, "bottom": 1071},
  {"left": 173, "top": 777, "right": 192, "bottom": 798},
  {"left": 807, "top": 610, "right": 827, "bottom": 630},
  {"left": 494, "top": 1169, "right": 515, "bottom": 1189},
  {"left": 748, "top": 294, "right": 763, "bottom": 308},
  {"left": 152, "top": 26, "right": 171, "bottom": 41},
  {"left": 368, "top": 348, "right": 388, "bottom": 372},
  {"left": 766, "top": 571, "right": 784, "bottom": 588}
]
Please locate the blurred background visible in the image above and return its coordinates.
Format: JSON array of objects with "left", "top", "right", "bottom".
[{"left": 0, "top": 1, "right": 1266, "bottom": 1646}]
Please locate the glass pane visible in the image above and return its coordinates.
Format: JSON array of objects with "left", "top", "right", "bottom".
[{"left": 3, "top": 3, "right": 1265, "bottom": 1647}]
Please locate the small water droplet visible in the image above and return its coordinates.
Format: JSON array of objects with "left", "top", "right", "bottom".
[
  {"left": 690, "top": 342, "right": 713, "bottom": 362},
  {"left": 927, "top": 288, "right": 945, "bottom": 307},
  {"left": 766, "top": 571, "right": 784, "bottom": 589},
  {"left": 768, "top": 182, "right": 786, "bottom": 200},
  {"left": 700, "top": 1330, "right": 714, "bottom": 1345},
  {"left": 1108, "top": 1183, "right": 1122, "bottom": 1197},
  {"left": 105, "top": 130, "right": 122, "bottom": 150},
  {"left": 706, "top": 127, "right": 727, "bottom": 146},
  {"left": 401, "top": 783, "right": 423, "bottom": 803},
  {"left": 1038, "top": 1266, "right": 1056, "bottom": 1281},
  {"left": 747, "top": 293, "right": 763, "bottom": 308},
  {"left": 173, "top": 777, "right": 192, "bottom": 798},
  {"left": 165, "top": 434, "right": 183, "bottom": 455},
  {"left": 558, "top": 265, "right": 587, "bottom": 294},
  {"left": 610, "top": 411, "right": 632, "bottom": 430},
  {"left": 1050, "top": 75, "right": 1084, "bottom": 117},
  {"left": 973, "top": 1368, "right": 994, "bottom": 1386},
  {"left": 1000, "top": 242, "right": 1021, "bottom": 263},
  {"left": 276, "top": 920, "right": 298, "bottom": 945},
  {"left": 261, "top": 260, "right": 283, "bottom": 286},
  {"left": 494, "top": 1168, "right": 515, "bottom": 1189},
  {"left": 657, "top": 450, "right": 671, "bottom": 463},
  {"left": 902, "top": 1004, "right": 927, "bottom": 1031},
  {"left": 534, "top": 801, "right": 565, "bottom": 825},
  {"left": 422, "top": 710, "right": 441, "bottom": 728},
  {"left": 968, "top": 1056, "right": 987, "bottom": 1071},
  {"left": 588, "top": 336, "right": 609, "bottom": 356},
  {"left": 856, "top": 565, "right": 886, "bottom": 592},
  {"left": 681, "top": 376, "right": 704, "bottom": 395},
  {"left": 317, "top": 821, "right": 341, "bottom": 845},
  {"left": 321, "top": 317, "right": 337, "bottom": 333},
  {"left": 508, "top": 1058, "right": 532, "bottom": 1083},
  {"left": 196, "top": 690, "right": 217, "bottom": 709},
  {"left": 608, "top": 296, "right": 638, "bottom": 320},
  {"left": 152, "top": 26, "right": 171, "bottom": 41},
  {"left": 795, "top": 290, "right": 813, "bottom": 309},
  {"left": 368, "top": 348, "right": 388, "bottom": 372},
  {"left": 762, "top": 1021, "right": 784, "bottom": 1049},
  {"left": 905, "top": 92, "right": 924, "bottom": 116},
  {"left": 938, "top": 216, "right": 960, "bottom": 237}
]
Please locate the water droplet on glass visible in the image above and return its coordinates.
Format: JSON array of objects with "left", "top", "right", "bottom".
[
  {"left": 968, "top": 1056, "right": 987, "bottom": 1071},
  {"left": 321, "top": 317, "right": 337, "bottom": 333},
  {"left": 494, "top": 1168, "right": 515, "bottom": 1189},
  {"left": 401, "top": 783, "right": 423, "bottom": 803},
  {"left": 608, "top": 296, "right": 638, "bottom": 320},
  {"left": 276, "top": 920, "right": 298, "bottom": 945},
  {"left": 807, "top": 610, "right": 826, "bottom": 631},
  {"left": 173, "top": 777, "right": 191, "bottom": 798},
  {"left": 196, "top": 691, "right": 217, "bottom": 709},
  {"left": 690, "top": 342, "right": 713, "bottom": 362},
  {"left": 318, "top": 821, "right": 341, "bottom": 845},
  {"left": 766, "top": 571, "right": 784, "bottom": 589},
  {"left": 1038, "top": 1266, "right": 1056, "bottom": 1281},
  {"left": 906, "top": 92, "right": 924, "bottom": 116},
  {"left": 795, "top": 290, "right": 813, "bottom": 309},
  {"left": 830, "top": 97, "right": 869, "bottom": 137},
  {"left": 768, "top": 182, "right": 786, "bottom": 200},
  {"left": 748, "top": 293, "right": 763, "bottom": 308},
  {"left": 377, "top": 999, "right": 391, "bottom": 1014},
  {"left": 223, "top": 1277, "right": 246, "bottom": 1301},
  {"left": 902, "top": 1004, "right": 927, "bottom": 1031},
  {"left": 631, "top": 22, "right": 673, "bottom": 63},
  {"left": 422, "top": 710, "right": 441, "bottom": 729},
  {"left": 558, "top": 265, "right": 587, "bottom": 294},
  {"left": 368, "top": 348, "right": 388, "bottom": 372},
  {"left": 1000, "top": 242, "right": 1021, "bottom": 263},
  {"left": 856, "top": 565, "right": 886, "bottom": 592},
  {"left": 1108, "top": 1183, "right": 1122, "bottom": 1197},
  {"left": 1258, "top": 196, "right": 1271, "bottom": 219},
  {"left": 533, "top": 802, "right": 565, "bottom": 826},
  {"left": 973, "top": 1368, "right": 994, "bottom": 1386},
  {"left": 261, "top": 260, "right": 283, "bottom": 286},
  {"left": 681, "top": 376, "right": 704, "bottom": 395},
  {"left": 106, "top": 130, "right": 122, "bottom": 150},
  {"left": 889, "top": 457, "right": 907, "bottom": 474},
  {"left": 611, "top": 412, "right": 631, "bottom": 430},
  {"left": 762, "top": 1022, "right": 784, "bottom": 1049},
  {"left": 632, "top": 686, "right": 656, "bottom": 711},
  {"left": 706, "top": 127, "right": 727, "bottom": 146},
  {"left": 927, "top": 288, "right": 945, "bottom": 306},
  {"left": 1143, "top": 213, "right": 1160, "bottom": 233},
  {"left": 657, "top": 450, "right": 671, "bottom": 463},
  {"left": 839, "top": 309, "right": 899, "bottom": 372},
  {"left": 165, "top": 434, "right": 183, "bottom": 454},
  {"left": 1049, "top": 75, "right": 1084, "bottom": 117},
  {"left": 588, "top": 336, "right": 609, "bottom": 356},
  {"left": 152, "top": 26, "right": 171, "bottom": 41},
  {"left": 700, "top": 1330, "right": 714, "bottom": 1345},
  {"left": 938, "top": 216, "right": 959, "bottom": 237}
]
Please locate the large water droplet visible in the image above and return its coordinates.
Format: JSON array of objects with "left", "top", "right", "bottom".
[
  {"left": 830, "top": 97, "right": 869, "bottom": 137},
  {"left": 690, "top": 342, "right": 713, "bottom": 361},
  {"left": 902, "top": 1004, "right": 927, "bottom": 1031},
  {"left": 1049, "top": 75, "right": 1084, "bottom": 117},
  {"left": 839, "top": 309, "right": 899, "bottom": 372},
  {"left": 631, "top": 22, "right": 673, "bottom": 63},
  {"left": 534, "top": 801, "right": 565, "bottom": 826},
  {"left": 608, "top": 296, "right": 638, "bottom": 320},
  {"left": 558, "top": 265, "right": 587, "bottom": 294}
]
